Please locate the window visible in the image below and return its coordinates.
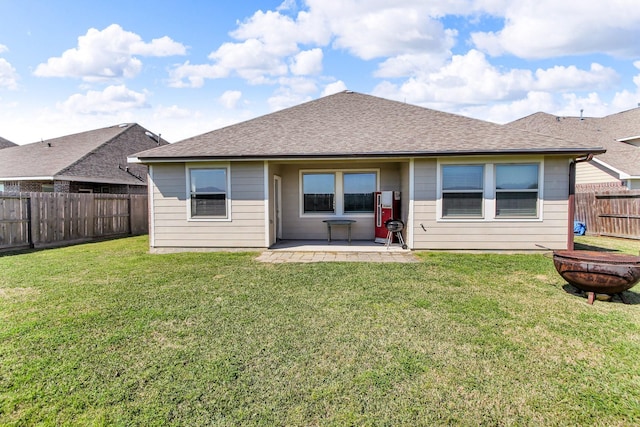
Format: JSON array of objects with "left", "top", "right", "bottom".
[
  {"left": 441, "top": 165, "right": 484, "bottom": 217},
  {"left": 301, "top": 170, "right": 378, "bottom": 216},
  {"left": 495, "top": 164, "right": 539, "bottom": 217},
  {"left": 343, "top": 172, "right": 376, "bottom": 213},
  {"left": 41, "top": 184, "right": 54, "bottom": 192},
  {"left": 438, "top": 161, "right": 543, "bottom": 221},
  {"left": 0, "top": 183, "right": 4, "bottom": 192},
  {"left": 189, "top": 168, "right": 228, "bottom": 218},
  {"left": 303, "top": 173, "right": 335, "bottom": 213}
]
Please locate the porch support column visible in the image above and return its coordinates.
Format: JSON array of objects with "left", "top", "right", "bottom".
[
  {"left": 264, "top": 161, "right": 270, "bottom": 248},
  {"left": 407, "top": 158, "right": 415, "bottom": 249}
]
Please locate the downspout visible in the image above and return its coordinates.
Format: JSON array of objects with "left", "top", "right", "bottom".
[{"left": 568, "top": 154, "right": 593, "bottom": 249}]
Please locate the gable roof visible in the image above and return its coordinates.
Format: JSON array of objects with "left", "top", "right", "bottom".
[
  {"left": 507, "top": 108, "right": 640, "bottom": 178},
  {"left": 0, "top": 136, "right": 17, "bottom": 149},
  {"left": 133, "top": 91, "right": 604, "bottom": 162},
  {"left": 0, "top": 123, "right": 167, "bottom": 185}
]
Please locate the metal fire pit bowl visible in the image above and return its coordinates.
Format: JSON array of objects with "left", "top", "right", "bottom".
[{"left": 553, "top": 250, "right": 640, "bottom": 304}]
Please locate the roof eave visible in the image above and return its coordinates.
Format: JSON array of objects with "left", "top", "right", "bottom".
[{"left": 132, "top": 147, "right": 606, "bottom": 164}]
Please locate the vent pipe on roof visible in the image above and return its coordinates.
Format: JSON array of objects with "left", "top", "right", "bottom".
[{"left": 580, "top": 109, "right": 584, "bottom": 120}]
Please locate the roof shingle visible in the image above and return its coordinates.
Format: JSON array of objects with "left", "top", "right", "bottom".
[
  {"left": 0, "top": 136, "right": 16, "bottom": 149},
  {"left": 0, "top": 123, "right": 167, "bottom": 185},
  {"left": 134, "top": 91, "right": 604, "bottom": 161},
  {"left": 507, "top": 108, "right": 640, "bottom": 177}
]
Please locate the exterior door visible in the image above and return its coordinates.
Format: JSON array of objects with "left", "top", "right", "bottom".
[{"left": 274, "top": 175, "right": 282, "bottom": 240}]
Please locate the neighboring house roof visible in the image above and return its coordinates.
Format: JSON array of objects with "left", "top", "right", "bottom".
[
  {"left": 133, "top": 91, "right": 604, "bottom": 162},
  {"left": 507, "top": 108, "right": 640, "bottom": 178},
  {"left": 0, "top": 136, "right": 17, "bottom": 149},
  {"left": 0, "top": 123, "right": 167, "bottom": 185}
]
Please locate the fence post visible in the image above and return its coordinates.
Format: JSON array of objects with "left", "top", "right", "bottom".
[
  {"left": 26, "top": 194, "right": 34, "bottom": 248},
  {"left": 128, "top": 194, "right": 133, "bottom": 235}
]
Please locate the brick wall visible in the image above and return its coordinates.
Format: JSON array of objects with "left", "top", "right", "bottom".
[{"left": 0, "top": 180, "right": 147, "bottom": 194}]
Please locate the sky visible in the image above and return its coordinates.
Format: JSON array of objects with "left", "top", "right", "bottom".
[{"left": 1, "top": 0, "right": 640, "bottom": 145}]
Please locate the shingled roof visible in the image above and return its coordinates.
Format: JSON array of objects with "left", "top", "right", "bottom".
[
  {"left": 133, "top": 91, "right": 604, "bottom": 162},
  {"left": 0, "top": 123, "right": 167, "bottom": 185},
  {"left": 507, "top": 108, "right": 640, "bottom": 177},
  {"left": 0, "top": 136, "right": 16, "bottom": 149}
]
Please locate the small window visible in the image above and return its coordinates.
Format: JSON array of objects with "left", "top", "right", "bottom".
[
  {"left": 190, "top": 168, "right": 228, "bottom": 218},
  {"left": 343, "top": 172, "right": 376, "bottom": 213},
  {"left": 303, "top": 173, "right": 335, "bottom": 213},
  {"left": 0, "top": 183, "right": 4, "bottom": 192},
  {"left": 442, "top": 165, "right": 484, "bottom": 217},
  {"left": 41, "top": 184, "right": 54, "bottom": 192},
  {"left": 495, "top": 164, "right": 539, "bottom": 217}
]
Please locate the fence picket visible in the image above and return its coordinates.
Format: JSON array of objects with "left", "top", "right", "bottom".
[
  {"left": 575, "top": 190, "right": 640, "bottom": 239},
  {"left": 0, "top": 193, "right": 148, "bottom": 251}
]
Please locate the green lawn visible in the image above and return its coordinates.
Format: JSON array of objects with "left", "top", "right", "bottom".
[{"left": 1, "top": 236, "right": 639, "bottom": 426}]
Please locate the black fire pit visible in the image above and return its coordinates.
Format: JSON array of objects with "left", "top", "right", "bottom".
[{"left": 553, "top": 250, "right": 640, "bottom": 304}]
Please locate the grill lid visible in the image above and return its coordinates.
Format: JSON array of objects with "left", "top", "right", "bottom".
[{"left": 385, "top": 219, "right": 404, "bottom": 232}]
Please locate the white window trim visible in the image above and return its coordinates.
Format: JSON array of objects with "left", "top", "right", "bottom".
[
  {"left": 441, "top": 164, "right": 486, "bottom": 219},
  {"left": 436, "top": 158, "right": 544, "bottom": 222},
  {"left": 299, "top": 168, "right": 380, "bottom": 218},
  {"left": 186, "top": 163, "right": 232, "bottom": 222}
]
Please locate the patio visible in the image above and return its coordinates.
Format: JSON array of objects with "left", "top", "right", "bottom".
[{"left": 258, "top": 239, "right": 418, "bottom": 263}]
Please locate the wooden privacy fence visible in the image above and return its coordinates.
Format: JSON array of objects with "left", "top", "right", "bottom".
[
  {"left": 575, "top": 190, "right": 640, "bottom": 240},
  {"left": 0, "top": 193, "right": 148, "bottom": 251}
]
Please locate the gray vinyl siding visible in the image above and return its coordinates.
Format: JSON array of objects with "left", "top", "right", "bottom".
[
  {"left": 411, "top": 156, "right": 571, "bottom": 250},
  {"left": 150, "top": 162, "right": 265, "bottom": 249},
  {"left": 278, "top": 161, "right": 403, "bottom": 241}
]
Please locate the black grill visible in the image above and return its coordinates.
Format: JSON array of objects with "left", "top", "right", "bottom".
[
  {"left": 384, "top": 219, "right": 407, "bottom": 249},
  {"left": 385, "top": 219, "right": 404, "bottom": 232}
]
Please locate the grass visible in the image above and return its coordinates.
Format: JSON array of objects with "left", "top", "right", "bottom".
[{"left": 1, "top": 235, "right": 639, "bottom": 426}]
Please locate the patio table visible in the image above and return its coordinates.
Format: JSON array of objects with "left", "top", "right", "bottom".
[{"left": 322, "top": 219, "right": 356, "bottom": 244}]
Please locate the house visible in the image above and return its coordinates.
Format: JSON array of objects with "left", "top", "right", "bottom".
[
  {"left": 130, "top": 91, "right": 605, "bottom": 252},
  {"left": 0, "top": 123, "right": 167, "bottom": 194},
  {"left": 0, "top": 136, "right": 16, "bottom": 150},
  {"left": 507, "top": 108, "right": 640, "bottom": 190}
]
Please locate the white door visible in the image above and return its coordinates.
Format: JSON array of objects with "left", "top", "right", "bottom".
[{"left": 274, "top": 175, "right": 282, "bottom": 240}]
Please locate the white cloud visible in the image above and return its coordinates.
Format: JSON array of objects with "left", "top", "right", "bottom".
[
  {"left": 290, "top": 48, "right": 323, "bottom": 75},
  {"left": 278, "top": 76, "right": 318, "bottom": 95},
  {"left": 460, "top": 91, "right": 558, "bottom": 124},
  {"left": 372, "top": 50, "right": 532, "bottom": 107},
  {"left": 34, "top": 24, "right": 186, "bottom": 81},
  {"left": 153, "top": 104, "right": 193, "bottom": 120},
  {"left": 219, "top": 90, "right": 243, "bottom": 109},
  {"left": 372, "top": 50, "right": 621, "bottom": 111},
  {"left": 168, "top": 61, "right": 228, "bottom": 88},
  {"left": 0, "top": 58, "right": 19, "bottom": 90},
  {"left": 322, "top": 80, "right": 348, "bottom": 96},
  {"left": 534, "top": 63, "right": 618, "bottom": 91},
  {"left": 209, "top": 38, "right": 290, "bottom": 84},
  {"left": 267, "top": 90, "right": 312, "bottom": 112},
  {"left": 0, "top": 44, "right": 8, "bottom": 54},
  {"left": 57, "top": 85, "right": 149, "bottom": 114},
  {"left": 374, "top": 53, "right": 449, "bottom": 78},
  {"left": 322, "top": 6, "right": 456, "bottom": 60},
  {"left": 168, "top": 2, "right": 462, "bottom": 89},
  {"left": 611, "top": 61, "right": 640, "bottom": 110},
  {"left": 471, "top": 0, "right": 640, "bottom": 58}
]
